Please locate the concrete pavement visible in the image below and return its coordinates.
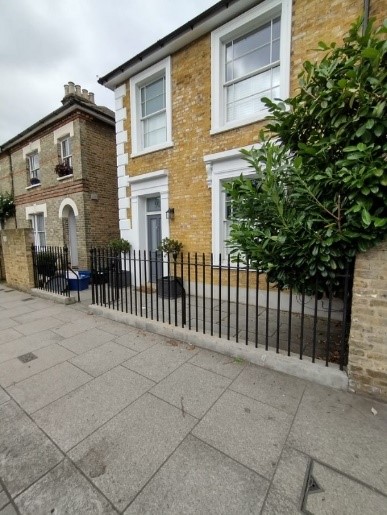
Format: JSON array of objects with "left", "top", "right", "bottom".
[{"left": 0, "top": 286, "right": 386, "bottom": 514}]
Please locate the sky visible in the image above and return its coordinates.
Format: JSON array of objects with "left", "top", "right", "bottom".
[{"left": 0, "top": 0, "right": 218, "bottom": 144}]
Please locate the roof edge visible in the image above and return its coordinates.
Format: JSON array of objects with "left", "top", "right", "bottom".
[{"left": 98, "top": 0, "right": 260, "bottom": 90}]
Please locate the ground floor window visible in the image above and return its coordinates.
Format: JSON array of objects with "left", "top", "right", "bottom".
[{"left": 30, "top": 213, "right": 46, "bottom": 247}]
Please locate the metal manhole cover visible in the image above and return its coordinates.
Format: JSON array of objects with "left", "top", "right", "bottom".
[{"left": 18, "top": 352, "right": 38, "bottom": 363}]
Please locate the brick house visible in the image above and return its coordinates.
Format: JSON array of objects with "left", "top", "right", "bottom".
[
  {"left": 0, "top": 83, "right": 119, "bottom": 269},
  {"left": 98, "top": 0, "right": 384, "bottom": 265}
]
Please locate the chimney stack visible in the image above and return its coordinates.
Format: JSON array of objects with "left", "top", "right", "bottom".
[{"left": 62, "top": 81, "right": 95, "bottom": 105}]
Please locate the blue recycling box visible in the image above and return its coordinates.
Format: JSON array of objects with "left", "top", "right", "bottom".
[{"left": 68, "top": 273, "right": 90, "bottom": 291}]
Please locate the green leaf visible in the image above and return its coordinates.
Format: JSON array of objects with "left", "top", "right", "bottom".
[
  {"left": 361, "top": 47, "right": 379, "bottom": 59},
  {"left": 361, "top": 209, "right": 372, "bottom": 226}
]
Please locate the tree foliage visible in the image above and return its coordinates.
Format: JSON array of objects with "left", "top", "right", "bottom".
[{"left": 225, "top": 19, "right": 387, "bottom": 293}]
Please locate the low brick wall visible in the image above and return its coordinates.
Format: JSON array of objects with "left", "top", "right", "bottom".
[
  {"left": 1, "top": 228, "right": 35, "bottom": 291},
  {"left": 348, "top": 240, "right": 387, "bottom": 400}
]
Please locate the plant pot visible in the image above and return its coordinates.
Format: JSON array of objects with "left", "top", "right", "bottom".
[
  {"left": 30, "top": 177, "right": 40, "bottom": 185},
  {"left": 157, "top": 276, "right": 184, "bottom": 299}
]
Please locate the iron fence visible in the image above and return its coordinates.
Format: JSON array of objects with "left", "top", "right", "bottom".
[
  {"left": 90, "top": 248, "right": 353, "bottom": 370},
  {"left": 31, "top": 245, "right": 80, "bottom": 300}
]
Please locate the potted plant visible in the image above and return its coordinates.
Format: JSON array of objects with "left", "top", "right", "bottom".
[
  {"left": 55, "top": 162, "right": 73, "bottom": 177},
  {"left": 30, "top": 177, "right": 40, "bottom": 185},
  {"left": 103, "top": 238, "right": 132, "bottom": 288},
  {"left": 157, "top": 238, "right": 184, "bottom": 299}
]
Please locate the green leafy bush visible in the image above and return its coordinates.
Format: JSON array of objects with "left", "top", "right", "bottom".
[
  {"left": 108, "top": 238, "right": 131, "bottom": 253},
  {"left": 225, "top": 19, "right": 387, "bottom": 294},
  {"left": 0, "top": 192, "right": 15, "bottom": 221}
]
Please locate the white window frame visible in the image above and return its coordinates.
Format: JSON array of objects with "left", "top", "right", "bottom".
[
  {"left": 211, "top": 0, "right": 292, "bottom": 134},
  {"left": 28, "top": 152, "right": 40, "bottom": 182},
  {"left": 130, "top": 57, "right": 173, "bottom": 157},
  {"left": 29, "top": 213, "right": 46, "bottom": 248},
  {"left": 205, "top": 146, "right": 257, "bottom": 265},
  {"left": 60, "top": 136, "right": 72, "bottom": 167}
]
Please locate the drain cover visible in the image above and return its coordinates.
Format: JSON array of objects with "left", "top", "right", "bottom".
[
  {"left": 307, "top": 474, "right": 323, "bottom": 494},
  {"left": 18, "top": 352, "right": 38, "bottom": 363}
]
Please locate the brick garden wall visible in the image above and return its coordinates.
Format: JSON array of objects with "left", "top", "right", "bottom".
[
  {"left": 1, "top": 228, "right": 35, "bottom": 291},
  {"left": 348, "top": 240, "right": 387, "bottom": 401}
]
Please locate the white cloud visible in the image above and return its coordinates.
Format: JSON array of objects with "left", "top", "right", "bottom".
[{"left": 0, "top": 0, "right": 217, "bottom": 143}]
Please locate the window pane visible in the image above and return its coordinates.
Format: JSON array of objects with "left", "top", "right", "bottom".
[
  {"left": 143, "top": 111, "right": 167, "bottom": 147},
  {"left": 232, "top": 45, "right": 271, "bottom": 80},
  {"left": 36, "top": 214, "right": 45, "bottom": 232},
  {"left": 233, "top": 22, "right": 271, "bottom": 59},
  {"left": 146, "top": 197, "right": 161, "bottom": 212},
  {"left": 141, "top": 77, "right": 165, "bottom": 117},
  {"left": 272, "top": 17, "right": 281, "bottom": 39},
  {"left": 272, "top": 39, "right": 280, "bottom": 62},
  {"left": 144, "top": 94, "right": 165, "bottom": 116}
]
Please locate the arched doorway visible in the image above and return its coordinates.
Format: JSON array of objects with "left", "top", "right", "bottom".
[{"left": 59, "top": 199, "right": 79, "bottom": 268}]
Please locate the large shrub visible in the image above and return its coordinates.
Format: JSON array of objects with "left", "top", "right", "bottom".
[{"left": 225, "top": 19, "right": 387, "bottom": 294}]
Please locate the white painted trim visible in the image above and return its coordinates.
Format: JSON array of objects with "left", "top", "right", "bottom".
[
  {"left": 56, "top": 174, "right": 73, "bottom": 182},
  {"left": 25, "top": 183, "right": 41, "bottom": 191},
  {"left": 204, "top": 145, "right": 258, "bottom": 263},
  {"left": 25, "top": 203, "right": 47, "bottom": 218},
  {"left": 128, "top": 169, "right": 168, "bottom": 185},
  {"left": 130, "top": 56, "right": 173, "bottom": 156},
  {"left": 128, "top": 169, "right": 170, "bottom": 252},
  {"left": 22, "top": 139, "right": 41, "bottom": 159},
  {"left": 53, "top": 121, "right": 74, "bottom": 143},
  {"left": 211, "top": 0, "right": 292, "bottom": 133},
  {"left": 58, "top": 198, "right": 79, "bottom": 218}
]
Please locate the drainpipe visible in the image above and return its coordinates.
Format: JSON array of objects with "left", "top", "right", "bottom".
[
  {"left": 7, "top": 150, "right": 17, "bottom": 228},
  {"left": 362, "top": 0, "right": 370, "bottom": 34}
]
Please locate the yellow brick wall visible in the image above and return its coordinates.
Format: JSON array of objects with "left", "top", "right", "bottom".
[
  {"left": 1, "top": 228, "right": 35, "bottom": 291},
  {"left": 122, "top": 0, "right": 380, "bottom": 254}
]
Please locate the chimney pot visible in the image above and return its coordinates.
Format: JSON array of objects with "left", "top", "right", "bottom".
[
  {"left": 88, "top": 92, "right": 95, "bottom": 103},
  {"left": 68, "top": 82, "right": 75, "bottom": 94},
  {"left": 75, "top": 84, "right": 81, "bottom": 95},
  {"left": 64, "top": 84, "right": 69, "bottom": 96},
  {"left": 82, "top": 88, "right": 89, "bottom": 99}
]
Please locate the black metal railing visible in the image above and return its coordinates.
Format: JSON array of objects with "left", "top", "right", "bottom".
[
  {"left": 31, "top": 245, "right": 78, "bottom": 299},
  {"left": 90, "top": 248, "right": 353, "bottom": 369}
]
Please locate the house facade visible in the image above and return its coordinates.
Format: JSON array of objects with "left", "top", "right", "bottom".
[
  {"left": 0, "top": 83, "right": 119, "bottom": 269},
  {"left": 99, "top": 0, "right": 384, "bottom": 262}
]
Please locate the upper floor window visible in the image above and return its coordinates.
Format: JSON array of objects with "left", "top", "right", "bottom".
[
  {"left": 211, "top": 0, "right": 291, "bottom": 134},
  {"left": 27, "top": 152, "right": 40, "bottom": 185},
  {"left": 60, "top": 137, "right": 72, "bottom": 167},
  {"left": 130, "top": 57, "right": 172, "bottom": 157}
]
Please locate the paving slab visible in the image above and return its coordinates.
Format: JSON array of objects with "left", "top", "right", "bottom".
[
  {"left": 0, "top": 388, "right": 10, "bottom": 405},
  {"left": 0, "top": 333, "right": 61, "bottom": 364},
  {"left": 59, "top": 327, "right": 115, "bottom": 354},
  {"left": 0, "top": 343, "right": 75, "bottom": 387},
  {"left": 0, "top": 401, "right": 62, "bottom": 497},
  {"left": 125, "top": 434, "right": 269, "bottom": 514},
  {"left": 122, "top": 340, "right": 198, "bottom": 382},
  {"left": 33, "top": 366, "right": 154, "bottom": 451},
  {"left": 12, "top": 316, "right": 63, "bottom": 336},
  {"left": 0, "top": 504, "right": 17, "bottom": 515},
  {"left": 0, "top": 487, "right": 9, "bottom": 509},
  {"left": 7, "top": 361, "right": 92, "bottom": 413},
  {"left": 94, "top": 318, "right": 134, "bottom": 336},
  {"left": 262, "top": 446, "right": 310, "bottom": 514},
  {"left": 0, "top": 328, "right": 22, "bottom": 344},
  {"left": 10, "top": 306, "right": 65, "bottom": 325},
  {"left": 0, "top": 319, "right": 18, "bottom": 332},
  {"left": 192, "top": 389, "right": 292, "bottom": 479},
  {"left": 151, "top": 363, "right": 231, "bottom": 418},
  {"left": 70, "top": 341, "right": 137, "bottom": 377},
  {"left": 230, "top": 364, "right": 306, "bottom": 415},
  {"left": 114, "top": 330, "right": 164, "bottom": 353},
  {"left": 188, "top": 348, "right": 246, "bottom": 379},
  {"left": 52, "top": 316, "right": 99, "bottom": 338},
  {"left": 69, "top": 393, "right": 196, "bottom": 511},
  {"left": 15, "top": 459, "right": 116, "bottom": 514},
  {"left": 303, "top": 461, "right": 387, "bottom": 514},
  {"left": 287, "top": 383, "right": 387, "bottom": 495}
]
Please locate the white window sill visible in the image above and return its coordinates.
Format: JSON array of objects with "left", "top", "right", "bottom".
[
  {"left": 26, "top": 183, "right": 41, "bottom": 190},
  {"left": 57, "top": 174, "right": 74, "bottom": 181},
  {"left": 210, "top": 112, "right": 269, "bottom": 136},
  {"left": 130, "top": 141, "right": 174, "bottom": 159}
]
